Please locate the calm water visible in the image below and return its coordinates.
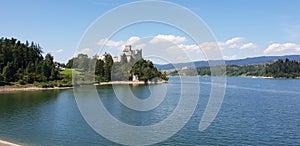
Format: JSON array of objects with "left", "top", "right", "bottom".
[{"left": 0, "top": 77, "right": 299, "bottom": 145}]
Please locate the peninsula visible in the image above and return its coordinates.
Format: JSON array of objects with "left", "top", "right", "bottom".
[{"left": 0, "top": 38, "right": 168, "bottom": 90}]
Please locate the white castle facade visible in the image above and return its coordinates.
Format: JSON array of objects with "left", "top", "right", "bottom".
[{"left": 113, "top": 45, "right": 142, "bottom": 62}]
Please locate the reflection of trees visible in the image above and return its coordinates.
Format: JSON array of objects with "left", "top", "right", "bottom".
[{"left": 0, "top": 90, "right": 62, "bottom": 117}]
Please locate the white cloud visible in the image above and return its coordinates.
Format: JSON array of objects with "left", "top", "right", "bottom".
[
  {"left": 149, "top": 34, "right": 187, "bottom": 44},
  {"left": 97, "top": 36, "right": 255, "bottom": 53},
  {"left": 94, "top": 35, "right": 260, "bottom": 62},
  {"left": 161, "top": 36, "right": 257, "bottom": 61},
  {"left": 222, "top": 37, "right": 256, "bottom": 50},
  {"left": 177, "top": 44, "right": 200, "bottom": 52},
  {"left": 97, "top": 38, "right": 124, "bottom": 47},
  {"left": 240, "top": 43, "right": 257, "bottom": 49},
  {"left": 202, "top": 42, "right": 227, "bottom": 51},
  {"left": 56, "top": 49, "right": 63, "bottom": 53},
  {"left": 228, "top": 43, "right": 240, "bottom": 49},
  {"left": 127, "top": 36, "right": 141, "bottom": 44},
  {"left": 77, "top": 48, "right": 94, "bottom": 56},
  {"left": 180, "top": 37, "right": 256, "bottom": 51},
  {"left": 225, "top": 37, "right": 244, "bottom": 45},
  {"left": 223, "top": 55, "right": 238, "bottom": 60},
  {"left": 264, "top": 43, "right": 300, "bottom": 54},
  {"left": 97, "top": 36, "right": 142, "bottom": 50}
]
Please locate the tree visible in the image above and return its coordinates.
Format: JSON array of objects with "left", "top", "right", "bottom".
[
  {"left": 66, "top": 58, "right": 74, "bottom": 68},
  {"left": 44, "top": 54, "right": 54, "bottom": 66},
  {"left": 2, "top": 62, "right": 15, "bottom": 82},
  {"left": 35, "top": 61, "right": 43, "bottom": 74},
  {"left": 0, "top": 38, "right": 45, "bottom": 82},
  {"left": 42, "top": 61, "right": 51, "bottom": 79},
  {"left": 42, "top": 54, "right": 58, "bottom": 80},
  {"left": 88, "top": 57, "right": 97, "bottom": 73},
  {"left": 50, "top": 68, "right": 59, "bottom": 80},
  {"left": 265, "top": 59, "right": 300, "bottom": 78},
  {"left": 77, "top": 54, "right": 90, "bottom": 71},
  {"left": 130, "top": 59, "right": 167, "bottom": 82},
  {"left": 95, "top": 59, "right": 104, "bottom": 76},
  {"left": 26, "top": 62, "right": 35, "bottom": 73},
  {"left": 104, "top": 54, "right": 113, "bottom": 81}
]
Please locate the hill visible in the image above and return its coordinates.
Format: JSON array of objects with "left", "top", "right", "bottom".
[
  {"left": 155, "top": 55, "right": 300, "bottom": 70},
  {"left": 194, "top": 58, "right": 300, "bottom": 78}
]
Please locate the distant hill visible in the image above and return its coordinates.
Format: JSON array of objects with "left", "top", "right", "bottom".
[{"left": 155, "top": 55, "right": 300, "bottom": 70}]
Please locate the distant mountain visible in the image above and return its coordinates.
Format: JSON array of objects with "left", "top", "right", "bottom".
[{"left": 155, "top": 55, "right": 300, "bottom": 70}]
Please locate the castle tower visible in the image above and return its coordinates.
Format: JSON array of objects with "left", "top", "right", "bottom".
[
  {"left": 120, "top": 45, "right": 142, "bottom": 62},
  {"left": 124, "top": 45, "right": 131, "bottom": 52},
  {"left": 135, "top": 49, "right": 142, "bottom": 60}
]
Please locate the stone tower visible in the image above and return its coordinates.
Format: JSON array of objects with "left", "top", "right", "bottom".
[{"left": 122, "top": 45, "right": 142, "bottom": 62}]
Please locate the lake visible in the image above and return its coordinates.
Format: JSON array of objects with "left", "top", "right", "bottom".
[{"left": 0, "top": 76, "right": 299, "bottom": 145}]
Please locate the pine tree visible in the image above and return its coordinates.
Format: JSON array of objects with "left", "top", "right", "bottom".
[
  {"left": 95, "top": 59, "right": 104, "bottom": 76},
  {"left": 2, "top": 62, "right": 15, "bottom": 82},
  {"left": 50, "top": 68, "right": 59, "bottom": 80},
  {"left": 26, "top": 62, "right": 35, "bottom": 73},
  {"left": 104, "top": 54, "right": 113, "bottom": 81}
]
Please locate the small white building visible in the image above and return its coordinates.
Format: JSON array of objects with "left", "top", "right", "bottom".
[{"left": 132, "top": 75, "right": 139, "bottom": 82}]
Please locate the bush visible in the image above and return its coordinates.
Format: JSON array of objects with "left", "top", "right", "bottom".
[
  {"left": 0, "top": 81, "right": 6, "bottom": 86},
  {"left": 34, "top": 74, "right": 47, "bottom": 82},
  {"left": 42, "top": 83, "right": 54, "bottom": 88},
  {"left": 0, "top": 74, "right": 4, "bottom": 81},
  {"left": 18, "top": 79, "right": 26, "bottom": 85},
  {"left": 22, "top": 74, "right": 35, "bottom": 84},
  {"left": 34, "top": 82, "right": 54, "bottom": 88},
  {"left": 55, "top": 80, "right": 72, "bottom": 87}
]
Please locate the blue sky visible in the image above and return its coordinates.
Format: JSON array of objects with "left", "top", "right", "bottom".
[{"left": 1, "top": 0, "right": 300, "bottom": 63}]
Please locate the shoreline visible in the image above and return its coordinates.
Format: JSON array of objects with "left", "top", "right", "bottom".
[
  {"left": 1, "top": 75, "right": 299, "bottom": 93},
  {"left": 0, "top": 140, "right": 20, "bottom": 146},
  {"left": 95, "top": 80, "right": 168, "bottom": 85},
  {"left": 0, "top": 80, "right": 168, "bottom": 93},
  {"left": 0, "top": 86, "right": 73, "bottom": 93}
]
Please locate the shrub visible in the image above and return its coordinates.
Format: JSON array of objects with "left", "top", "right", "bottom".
[{"left": 18, "top": 79, "right": 26, "bottom": 85}]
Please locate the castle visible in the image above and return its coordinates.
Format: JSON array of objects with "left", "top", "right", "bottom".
[
  {"left": 98, "top": 45, "right": 142, "bottom": 63},
  {"left": 113, "top": 45, "right": 142, "bottom": 62}
]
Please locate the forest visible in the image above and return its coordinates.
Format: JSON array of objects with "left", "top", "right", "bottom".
[
  {"left": 194, "top": 59, "right": 300, "bottom": 78},
  {"left": 0, "top": 37, "right": 61, "bottom": 87},
  {"left": 0, "top": 37, "right": 168, "bottom": 87},
  {"left": 66, "top": 53, "right": 168, "bottom": 85}
]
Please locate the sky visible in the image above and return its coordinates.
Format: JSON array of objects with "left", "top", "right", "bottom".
[{"left": 1, "top": 0, "right": 300, "bottom": 64}]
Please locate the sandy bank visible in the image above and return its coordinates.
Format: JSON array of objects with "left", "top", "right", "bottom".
[
  {"left": 0, "top": 80, "right": 168, "bottom": 92},
  {"left": 249, "top": 76, "right": 274, "bottom": 79},
  {"left": 0, "top": 86, "right": 73, "bottom": 93},
  {"left": 0, "top": 140, "right": 20, "bottom": 146},
  {"left": 95, "top": 80, "right": 168, "bottom": 85}
]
